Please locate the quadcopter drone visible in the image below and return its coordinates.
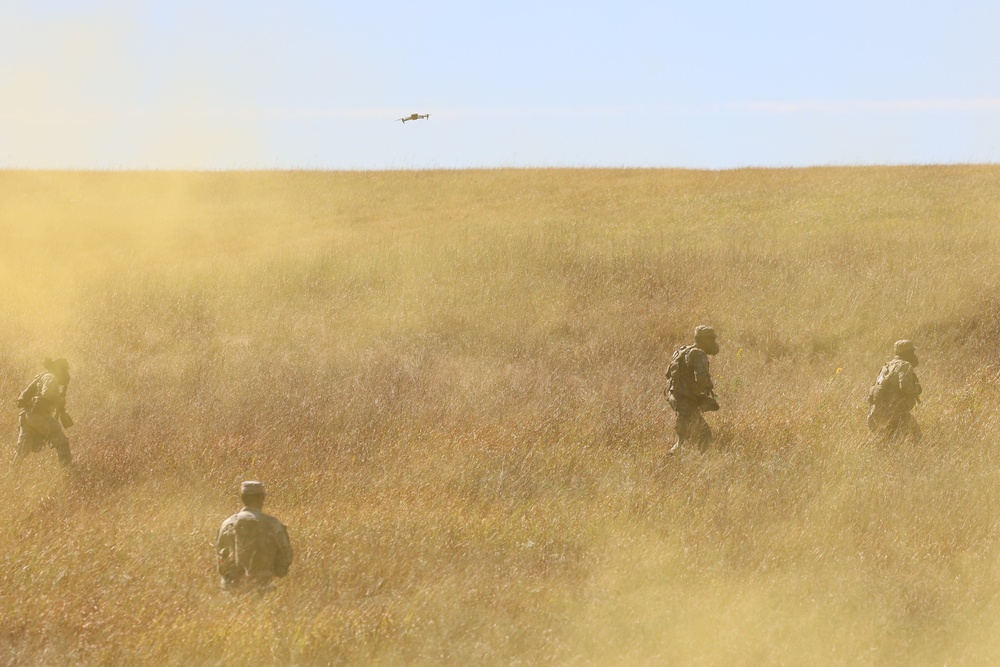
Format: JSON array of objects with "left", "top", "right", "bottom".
[{"left": 398, "top": 113, "right": 430, "bottom": 123}]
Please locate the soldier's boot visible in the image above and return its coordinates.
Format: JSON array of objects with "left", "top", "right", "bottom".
[
  {"left": 220, "top": 575, "right": 241, "bottom": 593},
  {"left": 251, "top": 576, "right": 276, "bottom": 595}
]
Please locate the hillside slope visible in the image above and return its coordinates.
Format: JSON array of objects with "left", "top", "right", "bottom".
[{"left": 1, "top": 167, "right": 999, "bottom": 665}]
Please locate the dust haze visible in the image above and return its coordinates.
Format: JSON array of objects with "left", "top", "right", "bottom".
[{"left": 2, "top": 167, "right": 1000, "bottom": 664}]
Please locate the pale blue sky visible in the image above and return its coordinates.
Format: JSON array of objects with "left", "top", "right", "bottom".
[{"left": 2, "top": 0, "right": 999, "bottom": 169}]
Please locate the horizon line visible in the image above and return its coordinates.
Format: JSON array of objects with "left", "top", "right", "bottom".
[{"left": 4, "top": 97, "right": 1000, "bottom": 122}]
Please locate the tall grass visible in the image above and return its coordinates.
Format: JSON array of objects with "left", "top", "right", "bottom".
[{"left": 1, "top": 166, "right": 999, "bottom": 665}]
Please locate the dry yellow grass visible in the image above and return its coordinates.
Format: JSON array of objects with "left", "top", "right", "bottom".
[{"left": 1, "top": 166, "right": 1000, "bottom": 665}]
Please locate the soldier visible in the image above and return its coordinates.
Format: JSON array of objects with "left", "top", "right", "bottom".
[
  {"left": 867, "top": 339, "right": 922, "bottom": 441},
  {"left": 216, "top": 481, "right": 293, "bottom": 593},
  {"left": 666, "top": 326, "right": 721, "bottom": 454},
  {"left": 14, "top": 358, "right": 73, "bottom": 467}
]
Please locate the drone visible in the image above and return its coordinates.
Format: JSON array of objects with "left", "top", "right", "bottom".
[{"left": 398, "top": 113, "right": 429, "bottom": 123}]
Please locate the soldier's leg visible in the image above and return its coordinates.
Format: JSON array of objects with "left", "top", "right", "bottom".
[
  {"left": 670, "top": 402, "right": 701, "bottom": 454},
  {"left": 899, "top": 412, "right": 921, "bottom": 443},
  {"left": 868, "top": 405, "right": 898, "bottom": 440},
  {"left": 14, "top": 413, "right": 43, "bottom": 461},
  {"left": 52, "top": 432, "right": 72, "bottom": 467},
  {"left": 667, "top": 393, "right": 684, "bottom": 455},
  {"left": 22, "top": 413, "right": 70, "bottom": 465},
  {"left": 14, "top": 422, "right": 29, "bottom": 462},
  {"left": 876, "top": 411, "right": 918, "bottom": 444},
  {"left": 866, "top": 406, "right": 879, "bottom": 433},
  {"left": 674, "top": 411, "right": 692, "bottom": 443},
  {"left": 37, "top": 417, "right": 72, "bottom": 466},
  {"left": 692, "top": 412, "right": 713, "bottom": 452},
  {"left": 668, "top": 412, "right": 687, "bottom": 454},
  {"left": 865, "top": 406, "right": 896, "bottom": 442}
]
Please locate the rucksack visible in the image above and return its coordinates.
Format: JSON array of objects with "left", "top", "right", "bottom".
[
  {"left": 665, "top": 345, "right": 695, "bottom": 396},
  {"left": 235, "top": 513, "right": 262, "bottom": 573},
  {"left": 15, "top": 375, "right": 42, "bottom": 410},
  {"left": 868, "top": 363, "right": 897, "bottom": 406},
  {"left": 218, "top": 511, "right": 280, "bottom": 587}
]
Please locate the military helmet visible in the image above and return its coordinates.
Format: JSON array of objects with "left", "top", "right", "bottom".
[
  {"left": 240, "top": 481, "right": 266, "bottom": 496},
  {"left": 694, "top": 325, "right": 717, "bottom": 339},
  {"left": 894, "top": 340, "right": 916, "bottom": 355},
  {"left": 43, "top": 358, "right": 69, "bottom": 374}
]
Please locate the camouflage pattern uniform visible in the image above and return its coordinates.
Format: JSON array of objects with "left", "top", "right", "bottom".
[
  {"left": 867, "top": 340, "right": 922, "bottom": 442},
  {"left": 216, "top": 481, "right": 293, "bottom": 592},
  {"left": 16, "top": 359, "right": 72, "bottom": 466},
  {"left": 667, "top": 326, "right": 720, "bottom": 454}
]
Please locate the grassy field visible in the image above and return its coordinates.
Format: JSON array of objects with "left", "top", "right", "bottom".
[{"left": 1, "top": 166, "right": 1000, "bottom": 665}]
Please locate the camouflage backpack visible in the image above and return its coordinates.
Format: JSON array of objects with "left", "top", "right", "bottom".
[
  {"left": 218, "top": 512, "right": 269, "bottom": 586},
  {"left": 868, "top": 362, "right": 898, "bottom": 406},
  {"left": 237, "top": 513, "right": 265, "bottom": 573},
  {"left": 665, "top": 345, "right": 695, "bottom": 396},
  {"left": 15, "top": 375, "right": 42, "bottom": 410},
  {"left": 234, "top": 511, "right": 279, "bottom": 578}
]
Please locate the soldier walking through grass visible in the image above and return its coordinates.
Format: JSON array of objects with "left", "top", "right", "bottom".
[
  {"left": 216, "top": 481, "right": 293, "bottom": 593},
  {"left": 666, "top": 326, "right": 721, "bottom": 454},
  {"left": 14, "top": 358, "right": 73, "bottom": 467},
  {"left": 867, "top": 339, "right": 922, "bottom": 442}
]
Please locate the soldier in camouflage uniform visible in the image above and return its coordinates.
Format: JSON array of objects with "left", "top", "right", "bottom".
[
  {"left": 14, "top": 358, "right": 73, "bottom": 466},
  {"left": 216, "top": 481, "right": 293, "bottom": 593},
  {"left": 867, "top": 340, "right": 922, "bottom": 441},
  {"left": 666, "top": 326, "right": 721, "bottom": 454}
]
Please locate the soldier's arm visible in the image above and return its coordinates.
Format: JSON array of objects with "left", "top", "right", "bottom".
[
  {"left": 273, "top": 524, "right": 293, "bottom": 577},
  {"left": 214, "top": 523, "right": 227, "bottom": 550},
  {"left": 898, "top": 364, "right": 921, "bottom": 397},
  {"left": 216, "top": 522, "right": 237, "bottom": 576},
  {"left": 688, "top": 348, "right": 713, "bottom": 395}
]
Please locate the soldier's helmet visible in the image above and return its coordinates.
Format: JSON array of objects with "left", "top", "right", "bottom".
[
  {"left": 894, "top": 340, "right": 916, "bottom": 355},
  {"left": 43, "top": 358, "right": 69, "bottom": 374},
  {"left": 694, "top": 325, "right": 717, "bottom": 339},
  {"left": 241, "top": 481, "right": 266, "bottom": 496}
]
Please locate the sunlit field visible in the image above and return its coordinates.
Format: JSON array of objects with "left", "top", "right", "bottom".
[{"left": 2, "top": 166, "right": 1000, "bottom": 665}]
